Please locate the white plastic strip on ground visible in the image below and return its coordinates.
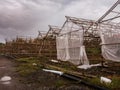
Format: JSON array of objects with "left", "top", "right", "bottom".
[
  {"left": 77, "top": 63, "right": 101, "bottom": 70},
  {"left": 43, "top": 69, "right": 63, "bottom": 75},
  {"left": 51, "top": 60, "right": 59, "bottom": 63}
]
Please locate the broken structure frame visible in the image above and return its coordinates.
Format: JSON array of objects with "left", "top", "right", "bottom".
[
  {"left": 56, "top": 16, "right": 101, "bottom": 65},
  {"left": 38, "top": 25, "right": 61, "bottom": 59},
  {"left": 57, "top": 11, "right": 120, "bottom": 64},
  {"left": 98, "top": 0, "right": 120, "bottom": 23}
]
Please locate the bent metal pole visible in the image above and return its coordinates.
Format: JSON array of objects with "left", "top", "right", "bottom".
[{"left": 43, "top": 69, "right": 108, "bottom": 90}]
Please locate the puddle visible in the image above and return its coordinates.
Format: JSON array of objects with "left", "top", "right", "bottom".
[
  {"left": 0, "top": 67, "right": 5, "bottom": 69},
  {"left": 2, "top": 81, "right": 11, "bottom": 85}
]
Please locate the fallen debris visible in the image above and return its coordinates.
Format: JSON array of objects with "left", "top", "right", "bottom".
[
  {"left": 45, "top": 64, "right": 96, "bottom": 78},
  {"left": 32, "top": 63, "right": 37, "bottom": 66},
  {"left": 100, "top": 77, "right": 112, "bottom": 84},
  {"left": 43, "top": 69, "right": 63, "bottom": 75},
  {"left": 50, "top": 60, "right": 59, "bottom": 63},
  {"left": 0, "top": 76, "right": 12, "bottom": 85},
  {"left": 0, "top": 76, "right": 12, "bottom": 82},
  {"left": 77, "top": 64, "right": 101, "bottom": 70},
  {"left": 43, "top": 69, "right": 108, "bottom": 90}
]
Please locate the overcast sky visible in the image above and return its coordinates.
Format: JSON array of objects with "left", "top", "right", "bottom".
[{"left": 0, "top": 0, "right": 116, "bottom": 43}]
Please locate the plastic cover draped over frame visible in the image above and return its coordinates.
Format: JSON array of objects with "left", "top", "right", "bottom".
[
  {"left": 100, "top": 24, "right": 120, "bottom": 62},
  {"left": 56, "top": 30, "right": 89, "bottom": 65}
]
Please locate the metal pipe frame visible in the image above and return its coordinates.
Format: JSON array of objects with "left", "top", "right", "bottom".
[{"left": 97, "top": 0, "right": 120, "bottom": 23}]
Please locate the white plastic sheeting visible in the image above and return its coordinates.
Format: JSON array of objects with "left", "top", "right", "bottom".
[
  {"left": 43, "top": 69, "right": 63, "bottom": 75},
  {"left": 77, "top": 63, "right": 101, "bottom": 70},
  {"left": 0, "top": 76, "right": 11, "bottom": 85},
  {"left": 100, "top": 25, "right": 120, "bottom": 62},
  {"left": 100, "top": 77, "right": 112, "bottom": 84},
  {"left": 0, "top": 76, "right": 11, "bottom": 81},
  {"left": 56, "top": 30, "right": 89, "bottom": 65}
]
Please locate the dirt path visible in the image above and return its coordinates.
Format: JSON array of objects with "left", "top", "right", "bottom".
[
  {"left": 0, "top": 57, "right": 31, "bottom": 90},
  {"left": 0, "top": 57, "right": 93, "bottom": 90}
]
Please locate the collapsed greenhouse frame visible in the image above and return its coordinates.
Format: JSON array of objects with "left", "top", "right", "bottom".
[
  {"left": 56, "top": 1, "right": 120, "bottom": 65},
  {"left": 38, "top": 25, "right": 61, "bottom": 59},
  {"left": 56, "top": 0, "right": 120, "bottom": 65},
  {"left": 97, "top": 0, "right": 120, "bottom": 62},
  {"left": 56, "top": 16, "right": 100, "bottom": 65},
  {"left": 0, "top": 0, "right": 120, "bottom": 64}
]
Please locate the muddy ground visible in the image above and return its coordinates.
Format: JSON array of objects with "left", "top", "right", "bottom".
[
  {"left": 0, "top": 57, "right": 31, "bottom": 90},
  {"left": 0, "top": 57, "right": 94, "bottom": 90}
]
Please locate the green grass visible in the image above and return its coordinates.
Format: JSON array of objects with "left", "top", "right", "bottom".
[
  {"left": 16, "top": 57, "right": 44, "bottom": 77},
  {"left": 86, "top": 47, "right": 101, "bottom": 55},
  {"left": 15, "top": 57, "right": 120, "bottom": 90},
  {"left": 89, "top": 76, "right": 120, "bottom": 90},
  {"left": 55, "top": 79, "right": 66, "bottom": 88},
  {"left": 15, "top": 57, "right": 77, "bottom": 88},
  {"left": 109, "top": 77, "right": 120, "bottom": 90},
  {"left": 15, "top": 57, "right": 77, "bottom": 77}
]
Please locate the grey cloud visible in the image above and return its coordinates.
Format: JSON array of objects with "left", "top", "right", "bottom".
[
  {"left": 0, "top": 0, "right": 62, "bottom": 40},
  {"left": 50, "top": 0, "right": 77, "bottom": 5},
  {"left": 61, "top": 0, "right": 115, "bottom": 20},
  {"left": 0, "top": 0, "right": 116, "bottom": 43}
]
